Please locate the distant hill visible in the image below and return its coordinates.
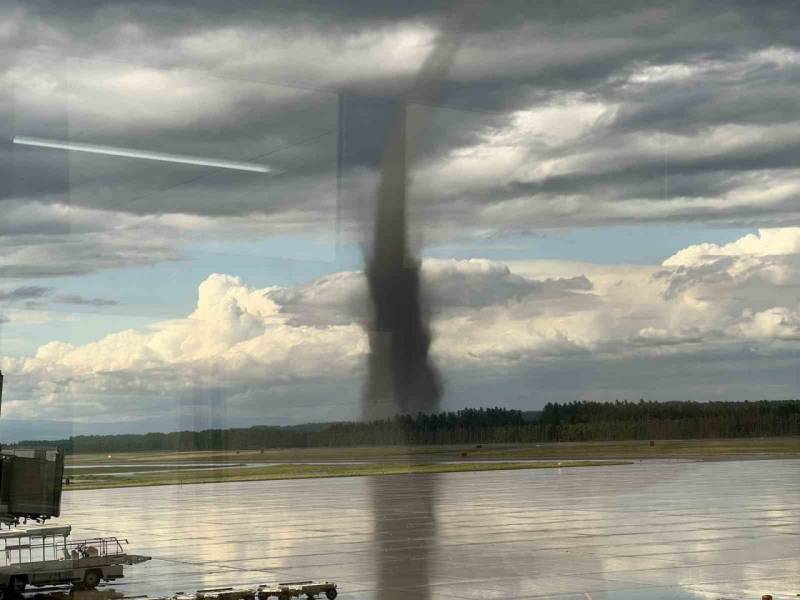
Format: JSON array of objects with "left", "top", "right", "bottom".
[{"left": 7, "top": 401, "right": 799, "bottom": 453}]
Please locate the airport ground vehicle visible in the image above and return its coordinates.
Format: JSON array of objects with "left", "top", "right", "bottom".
[
  {"left": 0, "top": 525, "right": 151, "bottom": 597},
  {"left": 186, "top": 581, "right": 338, "bottom": 600},
  {"left": 257, "top": 581, "right": 337, "bottom": 600}
]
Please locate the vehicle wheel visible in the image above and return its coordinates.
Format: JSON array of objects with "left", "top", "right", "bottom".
[
  {"left": 325, "top": 589, "right": 337, "bottom": 600},
  {"left": 83, "top": 570, "right": 102, "bottom": 590},
  {"left": 10, "top": 577, "right": 26, "bottom": 595},
  {"left": 307, "top": 595, "right": 315, "bottom": 600}
]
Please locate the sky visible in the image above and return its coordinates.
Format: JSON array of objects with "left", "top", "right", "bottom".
[{"left": 1, "top": 1, "right": 800, "bottom": 439}]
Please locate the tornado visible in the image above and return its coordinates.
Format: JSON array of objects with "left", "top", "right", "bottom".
[
  {"left": 361, "top": 98, "right": 441, "bottom": 420},
  {"left": 358, "top": 13, "right": 469, "bottom": 421},
  {"left": 336, "top": 9, "right": 477, "bottom": 600}
]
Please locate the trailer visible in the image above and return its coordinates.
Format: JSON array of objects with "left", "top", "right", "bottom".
[
  {"left": 0, "top": 525, "right": 150, "bottom": 597},
  {"left": 188, "top": 581, "right": 337, "bottom": 600},
  {"left": 257, "top": 581, "right": 337, "bottom": 600}
]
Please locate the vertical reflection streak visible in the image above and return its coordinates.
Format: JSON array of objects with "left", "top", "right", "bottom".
[{"left": 371, "top": 473, "right": 438, "bottom": 600}]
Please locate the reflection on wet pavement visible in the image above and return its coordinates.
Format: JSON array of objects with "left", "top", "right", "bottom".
[
  {"left": 35, "top": 460, "right": 799, "bottom": 599},
  {"left": 27, "top": 591, "right": 124, "bottom": 600},
  {"left": 371, "top": 473, "right": 437, "bottom": 600}
]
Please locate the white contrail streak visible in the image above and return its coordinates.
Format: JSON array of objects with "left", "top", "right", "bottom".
[{"left": 12, "top": 135, "right": 273, "bottom": 173}]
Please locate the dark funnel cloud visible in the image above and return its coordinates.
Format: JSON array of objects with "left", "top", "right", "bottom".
[
  {"left": 338, "top": 95, "right": 435, "bottom": 421},
  {"left": 342, "top": 9, "right": 472, "bottom": 421},
  {"left": 359, "top": 95, "right": 441, "bottom": 420},
  {"left": 340, "top": 16, "right": 475, "bottom": 598},
  {"left": 338, "top": 93, "right": 443, "bottom": 600}
]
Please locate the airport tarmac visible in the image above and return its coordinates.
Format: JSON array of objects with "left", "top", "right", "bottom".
[{"left": 51, "top": 459, "right": 799, "bottom": 600}]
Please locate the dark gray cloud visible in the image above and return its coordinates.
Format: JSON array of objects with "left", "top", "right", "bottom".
[
  {"left": 0, "top": 201, "right": 187, "bottom": 278},
  {"left": 0, "top": 232, "right": 181, "bottom": 278},
  {"left": 1, "top": 0, "right": 799, "bottom": 277},
  {"left": 267, "top": 271, "right": 366, "bottom": 326},
  {"left": 0, "top": 285, "right": 51, "bottom": 301},
  {"left": 0, "top": 282, "right": 118, "bottom": 310},
  {"left": 54, "top": 294, "right": 119, "bottom": 306},
  {"left": 443, "top": 341, "right": 800, "bottom": 411},
  {"left": 423, "top": 261, "right": 592, "bottom": 309},
  {"left": 267, "top": 258, "right": 594, "bottom": 326}
]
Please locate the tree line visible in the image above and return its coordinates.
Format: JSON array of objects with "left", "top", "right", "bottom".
[{"left": 14, "top": 400, "right": 800, "bottom": 453}]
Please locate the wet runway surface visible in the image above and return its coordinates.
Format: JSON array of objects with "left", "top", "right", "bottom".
[{"left": 51, "top": 459, "right": 799, "bottom": 599}]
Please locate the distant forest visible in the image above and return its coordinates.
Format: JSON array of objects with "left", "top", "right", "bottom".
[{"left": 14, "top": 400, "right": 800, "bottom": 453}]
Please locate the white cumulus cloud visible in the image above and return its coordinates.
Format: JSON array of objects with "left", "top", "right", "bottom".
[{"left": 5, "top": 230, "right": 800, "bottom": 427}]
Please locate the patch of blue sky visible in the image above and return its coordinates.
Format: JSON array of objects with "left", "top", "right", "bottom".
[
  {"left": 424, "top": 225, "right": 756, "bottom": 264},
  {"left": 0, "top": 312, "right": 158, "bottom": 357},
  {"left": 0, "top": 236, "right": 362, "bottom": 354}
]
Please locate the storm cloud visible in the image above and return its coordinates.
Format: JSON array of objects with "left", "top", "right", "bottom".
[{"left": 1, "top": 1, "right": 799, "bottom": 274}]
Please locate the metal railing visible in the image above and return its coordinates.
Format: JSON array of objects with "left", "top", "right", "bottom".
[{"left": 65, "top": 537, "right": 128, "bottom": 558}]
